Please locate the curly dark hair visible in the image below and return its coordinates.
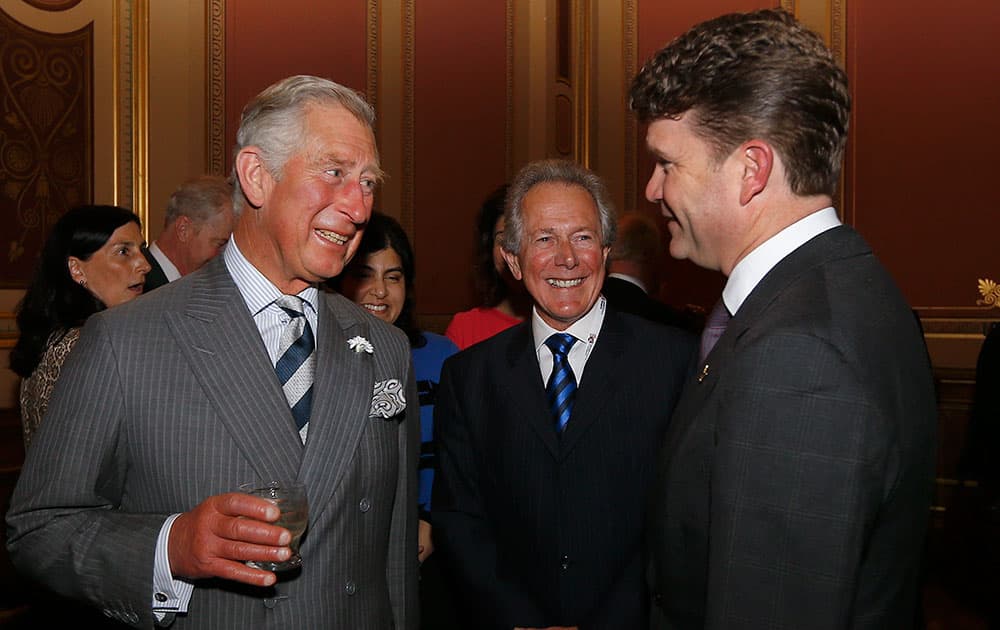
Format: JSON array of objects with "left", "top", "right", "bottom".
[
  {"left": 10, "top": 205, "right": 142, "bottom": 378},
  {"left": 330, "top": 212, "right": 425, "bottom": 349},
  {"left": 474, "top": 184, "right": 509, "bottom": 307},
  {"left": 630, "top": 8, "right": 850, "bottom": 197}
]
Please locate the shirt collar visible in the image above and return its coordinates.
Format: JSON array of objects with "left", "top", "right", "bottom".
[
  {"left": 148, "top": 242, "right": 181, "bottom": 282},
  {"left": 531, "top": 294, "right": 607, "bottom": 351},
  {"left": 223, "top": 237, "right": 318, "bottom": 316},
  {"left": 723, "top": 207, "right": 840, "bottom": 315}
]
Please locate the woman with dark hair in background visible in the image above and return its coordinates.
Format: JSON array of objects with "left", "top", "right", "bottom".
[
  {"left": 332, "top": 212, "right": 460, "bottom": 629},
  {"left": 444, "top": 185, "right": 530, "bottom": 349},
  {"left": 11, "top": 205, "right": 150, "bottom": 449}
]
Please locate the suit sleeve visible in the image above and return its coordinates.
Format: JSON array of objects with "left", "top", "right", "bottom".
[
  {"left": 432, "top": 358, "right": 547, "bottom": 629},
  {"left": 6, "top": 316, "right": 165, "bottom": 629},
  {"left": 705, "top": 331, "right": 887, "bottom": 630},
  {"left": 387, "top": 345, "right": 420, "bottom": 630}
]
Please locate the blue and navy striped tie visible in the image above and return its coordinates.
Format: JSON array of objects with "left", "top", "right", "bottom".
[
  {"left": 545, "top": 333, "right": 577, "bottom": 434},
  {"left": 274, "top": 295, "right": 315, "bottom": 441}
]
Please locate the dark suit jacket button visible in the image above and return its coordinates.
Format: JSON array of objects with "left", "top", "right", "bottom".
[
  {"left": 359, "top": 498, "right": 371, "bottom": 512},
  {"left": 653, "top": 592, "right": 663, "bottom": 606},
  {"left": 345, "top": 580, "right": 357, "bottom": 595},
  {"left": 263, "top": 598, "right": 279, "bottom": 609},
  {"left": 560, "top": 555, "right": 571, "bottom": 571}
]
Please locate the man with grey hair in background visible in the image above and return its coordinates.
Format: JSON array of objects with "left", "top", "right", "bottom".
[
  {"left": 8, "top": 75, "right": 419, "bottom": 629},
  {"left": 432, "top": 159, "right": 694, "bottom": 629},
  {"left": 144, "top": 175, "right": 235, "bottom": 292}
]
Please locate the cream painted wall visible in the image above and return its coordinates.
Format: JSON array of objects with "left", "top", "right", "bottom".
[{"left": 147, "top": 0, "right": 208, "bottom": 238}]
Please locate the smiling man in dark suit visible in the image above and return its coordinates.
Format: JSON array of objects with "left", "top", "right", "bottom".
[
  {"left": 7, "top": 76, "right": 418, "bottom": 629},
  {"left": 631, "top": 9, "right": 937, "bottom": 629},
  {"left": 432, "top": 159, "right": 694, "bottom": 630}
]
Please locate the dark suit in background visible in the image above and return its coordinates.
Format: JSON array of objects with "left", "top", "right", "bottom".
[
  {"left": 602, "top": 275, "right": 696, "bottom": 332},
  {"left": 142, "top": 247, "right": 169, "bottom": 291}
]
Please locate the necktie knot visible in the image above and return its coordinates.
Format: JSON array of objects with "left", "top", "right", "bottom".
[
  {"left": 545, "top": 332, "right": 576, "bottom": 358},
  {"left": 275, "top": 294, "right": 306, "bottom": 318}
]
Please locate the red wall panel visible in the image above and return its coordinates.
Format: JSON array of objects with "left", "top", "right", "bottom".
[
  {"left": 846, "top": 0, "right": 1000, "bottom": 310},
  {"left": 413, "top": 1, "right": 507, "bottom": 314},
  {"left": 224, "top": 0, "right": 367, "bottom": 173}
]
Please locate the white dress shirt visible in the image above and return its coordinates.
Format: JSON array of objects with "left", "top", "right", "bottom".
[
  {"left": 148, "top": 242, "right": 182, "bottom": 283},
  {"left": 531, "top": 295, "right": 607, "bottom": 387}
]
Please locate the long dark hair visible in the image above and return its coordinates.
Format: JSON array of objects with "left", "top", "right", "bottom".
[
  {"left": 332, "top": 212, "right": 425, "bottom": 349},
  {"left": 10, "top": 205, "right": 142, "bottom": 378},
  {"left": 475, "top": 184, "right": 508, "bottom": 307}
]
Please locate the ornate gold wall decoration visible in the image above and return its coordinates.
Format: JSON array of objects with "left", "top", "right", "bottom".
[
  {"left": 623, "top": 0, "right": 636, "bottom": 209},
  {"left": 505, "top": 0, "right": 513, "bottom": 180},
  {"left": 977, "top": 278, "right": 1000, "bottom": 308},
  {"left": 400, "top": 0, "right": 414, "bottom": 237},
  {"left": 0, "top": 6, "right": 91, "bottom": 287},
  {"left": 207, "top": 0, "right": 225, "bottom": 175}
]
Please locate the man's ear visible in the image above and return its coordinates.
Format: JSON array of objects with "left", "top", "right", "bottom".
[
  {"left": 175, "top": 215, "right": 193, "bottom": 242},
  {"left": 501, "top": 248, "right": 523, "bottom": 280},
  {"left": 234, "top": 147, "right": 269, "bottom": 209},
  {"left": 739, "top": 140, "right": 774, "bottom": 206}
]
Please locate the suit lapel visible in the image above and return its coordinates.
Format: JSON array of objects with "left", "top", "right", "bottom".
[
  {"left": 297, "top": 294, "right": 374, "bottom": 522},
  {"left": 163, "top": 259, "right": 301, "bottom": 482},
  {"left": 664, "top": 225, "right": 872, "bottom": 454},
  {"left": 504, "top": 324, "right": 561, "bottom": 459},
  {"left": 558, "top": 309, "right": 625, "bottom": 458}
]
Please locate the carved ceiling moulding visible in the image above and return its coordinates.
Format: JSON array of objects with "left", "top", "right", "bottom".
[{"left": 207, "top": 0, "right": 225, "bottom": 175}]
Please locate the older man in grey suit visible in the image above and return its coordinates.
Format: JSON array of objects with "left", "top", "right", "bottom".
[
  {"left": 632, "top": 9, "right": 936, "bottom": 629},
  {"left": 7, "top": 76, "right": 418, "bottom": 628}
]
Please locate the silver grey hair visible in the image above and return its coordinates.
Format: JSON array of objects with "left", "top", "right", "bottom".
[
  {"left": 503, "top": 159, "right": 617, "bottom": 254},
  {"left": 165, "top": 175, "right": 233, "bottom": 226},
  {"left": 231, "top": 75, "right": 377, "bottom": 215}
]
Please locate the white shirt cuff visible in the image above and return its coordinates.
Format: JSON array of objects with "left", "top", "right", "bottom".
[{"left": 152, "top": 513, "right": 194, "bottom": 620}]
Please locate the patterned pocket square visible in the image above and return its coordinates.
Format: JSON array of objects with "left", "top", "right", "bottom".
[{"left": 370, "top": 379, "right": 406, "bottom": 419}]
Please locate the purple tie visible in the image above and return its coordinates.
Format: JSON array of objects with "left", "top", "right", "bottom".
[{"left": 698, "top": 299, "right": 731, "bottom": 364}]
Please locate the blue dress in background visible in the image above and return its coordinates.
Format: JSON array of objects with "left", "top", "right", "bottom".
[{"left": 412, "top": 331, "right": 459, "bottom": 516}]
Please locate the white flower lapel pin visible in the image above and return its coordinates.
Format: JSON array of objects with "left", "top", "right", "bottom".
[
  {"left": 370, "top": 379, "right": 406, "bottom": 419},
  {"left": 348, "top": 335, "right": 374, "bottom": 354}
]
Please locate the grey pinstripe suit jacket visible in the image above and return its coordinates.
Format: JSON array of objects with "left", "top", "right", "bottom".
[
  {"left": 6, "top": 257, "right": 419, "bottom": 629},
  {"left": 648, "top": 226, "right": 937, "bottom": 629}
]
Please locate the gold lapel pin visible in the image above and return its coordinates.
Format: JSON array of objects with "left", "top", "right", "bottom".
[{"left": 698, "top": 363, "right": 710, "bottom": 383}]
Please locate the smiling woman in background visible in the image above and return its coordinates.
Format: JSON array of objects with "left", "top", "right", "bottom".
[
  {"left": 10, "top": 205, "right": 150, "bottom": 449},
  {"left": 332, "top": 211, "right": 461, "bottom": 629}
]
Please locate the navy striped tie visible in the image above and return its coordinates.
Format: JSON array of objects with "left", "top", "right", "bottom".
[
  {"left": 545, "top": 333, "right": 577, "bottom": 434},
  {"left": 274, "top": 295, "right": 315, "bottom": 440}
]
